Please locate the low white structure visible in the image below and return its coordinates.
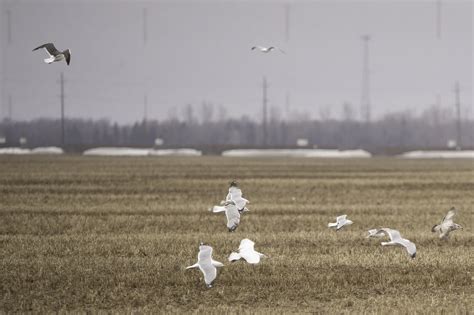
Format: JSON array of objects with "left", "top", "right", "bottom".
[
  {"left": 83, "top": 147, "right": 150, "bottom": 156},
  {"left": 83, "top": 147, "right": 202, "bottom": 157},
  {"left": 399, "top": 150, "right": 474, "bottom": 159},
  {"left": 31, "top": 147, "right": 64, "bottom": 155},
  {"left": 296, "top": 138, "right": 309, "bottom": 147},
  {"left": 222, "top": 149, "right": 371, "bottom": 158},
  {"left": 0, "top": 148, "right": 31, "bottom": 155},
  {"left": 148, "top": 149, "right": 201, "bottom": 156}
]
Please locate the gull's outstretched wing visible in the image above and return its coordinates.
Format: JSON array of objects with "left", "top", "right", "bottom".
[
  {"left": 336, "top": 215, "right": 347, "bottom": 222},
  {"left": 228, "top": 186, "right": 249, "bottom": 209},
  {"left": 211, "top": 259, "right": 224, "bottom": 267},
  {"left": 238, "top": 239, "right": 262, "bottom": 264},
  {"left": 228, "top": 252, "right": 241, "bottom": 262},
  {"left": 442, "top": 208, "right": 456, "bottom": 224},
  {"left": 239, "top": 238, "right": 255, "bottom": 250},
  {"left": 272, "top": 46, "right": 286, "bottom": 54},
  {"left": 225, "top": 203, "right": 240, "bottom": 231},
  {"left": 381, "top": 228, "right": 402, "bottom": 242},
  {"left": 33, "top": 43, "right": 60, "bottom": 56},
  {"left": 367, "top": 228, "right": 390, "bottom": 238},
  {"left": 63, "top": 49, "right": 71, "bottom": 65},
  {"left": 186, "top": 263, "right": 199, "bottom": 269},
  {"left": 210, "top": 205, "right": 226, "bottom": 213},
  {"left": 241, "top": 249, "right": 261, "bottom": 264},
  {"left": 400, "top": 239, "right": 416, "bottom": 258}
]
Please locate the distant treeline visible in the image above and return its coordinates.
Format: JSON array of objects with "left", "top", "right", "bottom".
[{"left": 0, "top": 104, "right": 472, "bottom": 154}]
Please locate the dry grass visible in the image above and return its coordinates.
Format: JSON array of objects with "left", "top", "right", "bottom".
[{"left": 0, "top": 156, "right": 472, "bottom": 313}]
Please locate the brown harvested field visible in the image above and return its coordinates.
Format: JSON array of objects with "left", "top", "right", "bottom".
[{"left": 0, "top": 156, "right": 472, "bottom": 313}]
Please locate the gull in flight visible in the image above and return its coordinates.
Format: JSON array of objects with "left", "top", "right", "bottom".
[
  {"left": 328, "top": 215, "right": 353, "bottom": 230},
  {"left": 33, "top": 43, "right": 71, "bottom": 65},
  {"left": 210, "top": 181, "right": 250, "bottom": 214},
  {"left": 432, "top": 207, "right": 463, "bottom": 239},
  {"left": 210, "top": 200, "right": 241, "bottom": 232},
  {"left": 367, "top": 228, "right": 416, "bottom": 258},
  {"left": 228, "top": 238, "right": 266, "bottom": 264},
  {"left": 251, "top": 46, "right": 285, "bottom": 54},
  {"left": 186, "top": 243, "right": 224, "bottom": 288},
  {"left": 226, "top": 181, "right": 250, "bottom": 213}
]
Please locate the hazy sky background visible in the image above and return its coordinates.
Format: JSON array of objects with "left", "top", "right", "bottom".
[{"left": 0, "top": 0, "right": 472, "bottom": 123}]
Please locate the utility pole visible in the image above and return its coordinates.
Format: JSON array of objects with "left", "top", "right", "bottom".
[
  {"left": 144, "top": 93, "right": 148, "bottom": 123},
  {"left": 454, "top": 81, "right": 462, "bottom": 150},
  {"left": 143, "top": 7, "right": 148, "bottom": 45},
  {"left": 262, "top": 76, "right": 268, "bottom": 147},
  {"left": 60, "top": 72, "right": 65, "bottom": 147},
  {"left": 284, "top": 3, "right": 290, "bottom": 42},
  {"left": 361, "top": 35, "right": 371, "bottom": 124},
  {"left": 6, "top": 9, "right": 12, "bottom": 44},
  {"left": 7, "top": 94, "right": 12, "bottom": 120},
  {"left": 436, "top": 0, "right": 442, "bottom": 39}
]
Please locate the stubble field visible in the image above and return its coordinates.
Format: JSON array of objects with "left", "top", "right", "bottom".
[{"left": 0, "top": 156, "right": 472, "bottom": 313}]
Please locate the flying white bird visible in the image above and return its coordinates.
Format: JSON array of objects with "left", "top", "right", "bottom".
[
  {"left": 210, "top": 181, "right": 250, "bottom": 213},
  {"left": 328, "top": 215, "right": 353, "bottom": 230},
  {"left": 186, "top": 243, "right": 224, "bottom": 288},
  {"left": 33, "top": 43, "right": 71, "bottom": 65},
  {"left": 226, "top": 181, "right": 250, "bottom": 213},
  {"left": 432, "top": 207, "right": 463, "bottom": 239},
  {"left": 251, "top": 46, "right": 285, "bottom": 54},
  {"left": 367, "top": 228, "right": 416, "bottom": 258},
  {"left": 209, "top": 200, "right": 241, "bottom": 232},
  {"left": 229, "top": 238, "right": 266, "bottom": 264}
]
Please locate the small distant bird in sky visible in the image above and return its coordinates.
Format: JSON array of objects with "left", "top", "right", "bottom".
[
  {"left": 209, "top": 200, "right": 241, "bottom": 232},
  {"left": 367, "top": 228, "right": 417, "bottom": 259},
  {"left": 328, "top": 215, "right": 353, "bottom": 230},
  {"left": 228, "top": 239, "right": 266, "bottom": 264},
  {"left": 432, "top": 207, "right": 463, "bottom": 239},
  {"left": 186, "top": 243, "right": 224, "bottom": 288},
  {"left": 251, "top": 46, "right": 285, "bottom": 54},
  {"left": 33, "top": 43, "right": 71, "bottom": 65}
]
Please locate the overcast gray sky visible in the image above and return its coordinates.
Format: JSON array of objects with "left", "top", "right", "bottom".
[{"left": 0, "top": 0, "right": 472, "bottom": 123}]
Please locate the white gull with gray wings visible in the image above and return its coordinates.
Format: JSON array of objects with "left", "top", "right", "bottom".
[
  {"left": 186, "top": 243, "right": 224, "bottom": 288},
  {"left": 432, "top": 207, "right": 463, "bottom": 239},
  {"left": 228, "top": 239, "right": 266, "bottom": 264},
  {"left": 367, "top": 228, "right": 416, "bottom": 258},
  {"left": 328, "top": 215, "right": 353, "bottom": 230},
  {"left": 33, "top": 43, "right": 71, "bottom": 65}
]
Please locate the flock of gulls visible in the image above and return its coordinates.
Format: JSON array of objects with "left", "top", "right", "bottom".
[
  {"left": 32, "top": 42, "right": 464, "bottom": 289},
  {"left": 31, "top": 43, "right": 284, "bottom": 66},
  {"left": 187, "top": 182, "right": 464, "bottom": 288}
]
